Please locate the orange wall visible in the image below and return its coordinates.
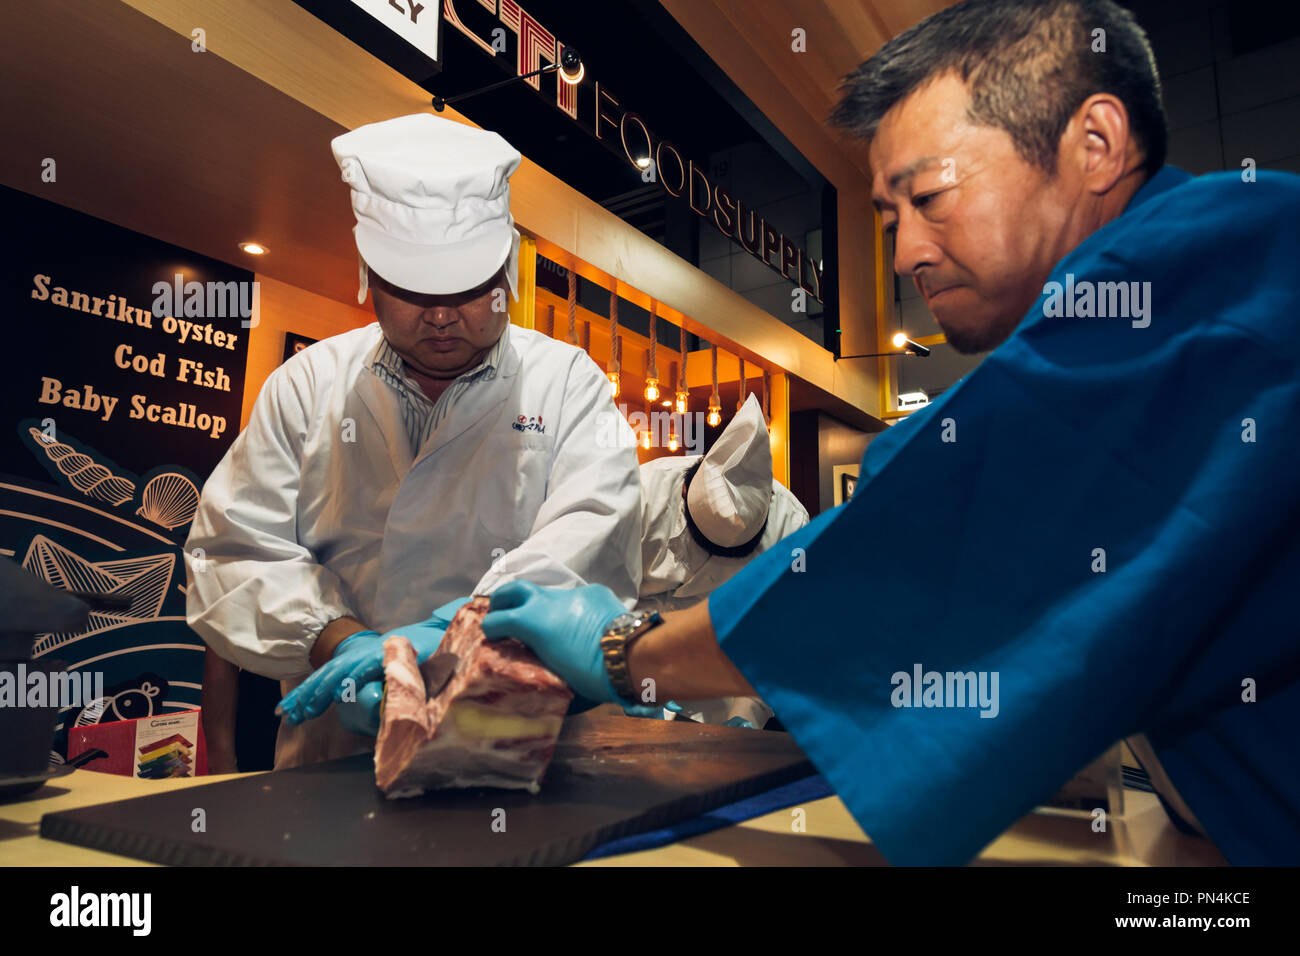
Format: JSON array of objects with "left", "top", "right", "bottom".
[{"left": 242, "top": 272, "right": 374, "bottom": 429}]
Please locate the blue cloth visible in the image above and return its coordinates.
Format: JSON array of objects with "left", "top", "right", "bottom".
[
  {"left": 709, "top": 166, "right": 1300, "bottom": 866},
  {"left": 583, "top": 774, "right": 832, "bottom": 860}
]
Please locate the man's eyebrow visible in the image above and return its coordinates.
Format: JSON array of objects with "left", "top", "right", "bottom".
[
  {"left": 887, "top": 156, "right": 942, "bottom": 191},
  {"left": 873, "top": 156, "right": 944, "bottom": 212}
]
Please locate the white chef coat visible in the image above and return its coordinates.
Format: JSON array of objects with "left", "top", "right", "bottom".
[
  {"left": 634, "top": 455, "right": 810, "bottom": 727},
  {"left": 185, "top": 322, "right": 642, "bottom": 767}
]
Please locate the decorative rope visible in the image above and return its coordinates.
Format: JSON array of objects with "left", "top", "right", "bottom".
[
  {"left": 737, "top": 357, "right": 746, "bottom": 412},
  {"left": 609, "top": 290, "right": 620, "bottom": 373},
  {"left": 762, "top": 370, "right": 770, "bottom": 422},
  {"left": 711, "top": 344, "right": 719, "bottom": 404},
  {"left": 679, "top": 323, "right": 687, "bottom": 394},
  {"left": 566, "top": 268, "right": 577, "bottom": 345},
  {"left": 581, "top": 320, "right": 590, "bottom": 353},
  {"left": 647, "top": 300, "right": 658, "bottom": 380}
]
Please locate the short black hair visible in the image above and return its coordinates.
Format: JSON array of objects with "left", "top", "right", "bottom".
[{"left": 830, "top": 0, "right": 1167, "bottom": 177}]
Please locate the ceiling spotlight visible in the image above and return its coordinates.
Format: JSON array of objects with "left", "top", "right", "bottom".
[
  {"left": 636, "top": 155, "right": 652, "bottom": 169},
  {"left": 837, "top": 333, "right": 931, "bottom": 360},
  {"left": 238, "top": 242, "right": 268, "bottom": 256},
  {"left": 433, "top": 46, "right": 585, "bottom": 111},
  {"left": 559, "top": 46, "right": 584, "bottom": 85}
]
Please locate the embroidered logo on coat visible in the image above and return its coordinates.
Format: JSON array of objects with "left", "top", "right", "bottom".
[{"left": 512, "top": 414, "right": 545, "bottom": 433}]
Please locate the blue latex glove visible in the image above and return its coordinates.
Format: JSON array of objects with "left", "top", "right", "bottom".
[
  {"left": 336, "top": 680, "right": 384, "bottom": 736},
  {"left": 622, "top": 703, "right": 662, "bottom": 718},
  {"left": 280, "top": 597, "right": 471, "bottom": 727},
  {"left": 278, "top": 628, "right": 380, "bottom": 725},
  {"left": 332, "top": 597, "right": 472, "bottom": 735},
  {"left": 480, "top": 581, "right": 627, "bottom": 705},
  {"left": 724, "top": 715, "right": 758, "bottom": 729},
  {"left": 622, "top": 700, "right": 682, "bottom": 719}
]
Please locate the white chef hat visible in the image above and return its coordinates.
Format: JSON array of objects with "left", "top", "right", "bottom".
[
  {"left": 331, "top": 113, "right": 522, "bottom": 305},
  {"left": 686, "top": 393, "right": 773, "bottom": 548}
]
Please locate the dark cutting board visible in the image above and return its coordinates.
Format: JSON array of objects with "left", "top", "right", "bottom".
[{"left": 40, "top": 707, "right": 815, "bottom": 865}]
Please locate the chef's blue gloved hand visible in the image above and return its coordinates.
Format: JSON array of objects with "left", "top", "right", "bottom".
[
  {"left": 724, "top": 715, "right": 758, "bottom": 729},
  {"left": 333, "top": 597, "right": 471, "bottom": 737},
  {"left": 279, "top": 597, "right": 472, "bottom": 726},
  {"left": 279, "top": 628, "right": 381, "bottom": 725},
  {"left": 336, "top": 680, "right": 384, "bottom": 736},
  {"left": 481, "top": 581, "right": 627, "bottom": 706},
  {"left": 333, "top": 597, "right": 471, "bottom": 704}
]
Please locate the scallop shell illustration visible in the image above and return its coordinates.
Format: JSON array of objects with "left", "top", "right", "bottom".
[
  {"left": 27, "top": 428, "right": 135, "bottom": 506},
  {"left": 136, "top": 472, "right": 200, "bottom": 529}
]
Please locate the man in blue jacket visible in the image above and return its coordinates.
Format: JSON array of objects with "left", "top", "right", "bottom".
[{"left": 481, "top": 0, "right": 1300, "bottom": 865}]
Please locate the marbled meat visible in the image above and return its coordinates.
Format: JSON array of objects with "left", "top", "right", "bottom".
[{"left": 373, "top": 596, "right": 572, "bottom": 797}]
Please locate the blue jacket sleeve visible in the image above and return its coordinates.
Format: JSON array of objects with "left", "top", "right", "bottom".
[{"left": 709, "top": 169, "right": 1300, "bottom": 865}]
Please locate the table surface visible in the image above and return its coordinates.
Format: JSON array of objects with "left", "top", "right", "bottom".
[{"left": 2, "top": 765, "right": 1225, "bottom": 866}]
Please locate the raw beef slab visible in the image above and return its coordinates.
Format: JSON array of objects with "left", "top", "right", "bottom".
[{"left": 374, "top": 596, "right": 573, "bottom": 798}]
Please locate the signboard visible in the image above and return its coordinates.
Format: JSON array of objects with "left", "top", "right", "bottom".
[
  {"left": 293, "top": 0, "right": 443, "bottom": 84},
  {"left": 0, "top": 185, "right": 250, "bottom": 761},
  {"left": 441, "top": 0, "right": 825, "bottom": 302},
  {"left": 349, "top": 0, "right": 440, "bottom": 63}
]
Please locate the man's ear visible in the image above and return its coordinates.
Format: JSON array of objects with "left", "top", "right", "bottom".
[{"left": 1074, "top": 92, "right": 1139, "bottom": 195}]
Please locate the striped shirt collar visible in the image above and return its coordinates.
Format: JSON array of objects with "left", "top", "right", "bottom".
[{"left": 368, "top": 323, "right": 509, "bottom": 402}]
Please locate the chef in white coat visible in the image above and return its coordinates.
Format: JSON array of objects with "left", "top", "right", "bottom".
[
  {"left": 635, "top": 394, "right": 808, "bottom": 728},
  {"left": 185, "top": 113, "right": 641, "bottom": 769}
]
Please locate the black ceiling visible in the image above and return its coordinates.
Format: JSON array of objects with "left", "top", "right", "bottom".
[
  {"left": 428, "top": 0, "right": 769, "bottom": 205},
  {"left": 295, "top": 0, "right": 823, "bottom": 220}
]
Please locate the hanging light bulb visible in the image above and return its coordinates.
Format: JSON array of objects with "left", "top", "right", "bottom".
[
  {"left": 668, "top": 429, "right": 679, "bottom": 452},
  {"left": 607, "top": 289, "right": 621, "bottom": 400},
  {"left": 644, "top": 299, "right": 660, "bottom": 402},
  {"left": 708, "top": 343, "right": 722, "bottom": 426},
  {"left": 640, "top": 429, "right": 652, "bottom": 450},
  {"left": 675, "top": 390, "right": 688, "bottom": 415}
]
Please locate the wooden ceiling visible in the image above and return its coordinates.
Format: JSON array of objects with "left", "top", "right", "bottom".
[
  {"left": 659, "top": 0, "right": 956, "bottom": 186},
  {"left": 658, "top": 0, "right": 957, "bottom": 421},
  {"left": 0, "top": 1, "right": 363, "bottom": 309}
]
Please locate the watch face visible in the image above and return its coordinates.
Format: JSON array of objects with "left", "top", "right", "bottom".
[{"left": 608, "top": 613, "right": 638, "bottom": 634}]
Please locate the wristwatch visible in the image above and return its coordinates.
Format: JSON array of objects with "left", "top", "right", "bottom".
[{"left": 600, "top": 609, "right": 663, "bottom": 703}]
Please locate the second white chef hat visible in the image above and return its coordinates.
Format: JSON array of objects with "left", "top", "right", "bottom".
[{"left": 687, "top": 394, "right": 773, "bottom": 548}]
